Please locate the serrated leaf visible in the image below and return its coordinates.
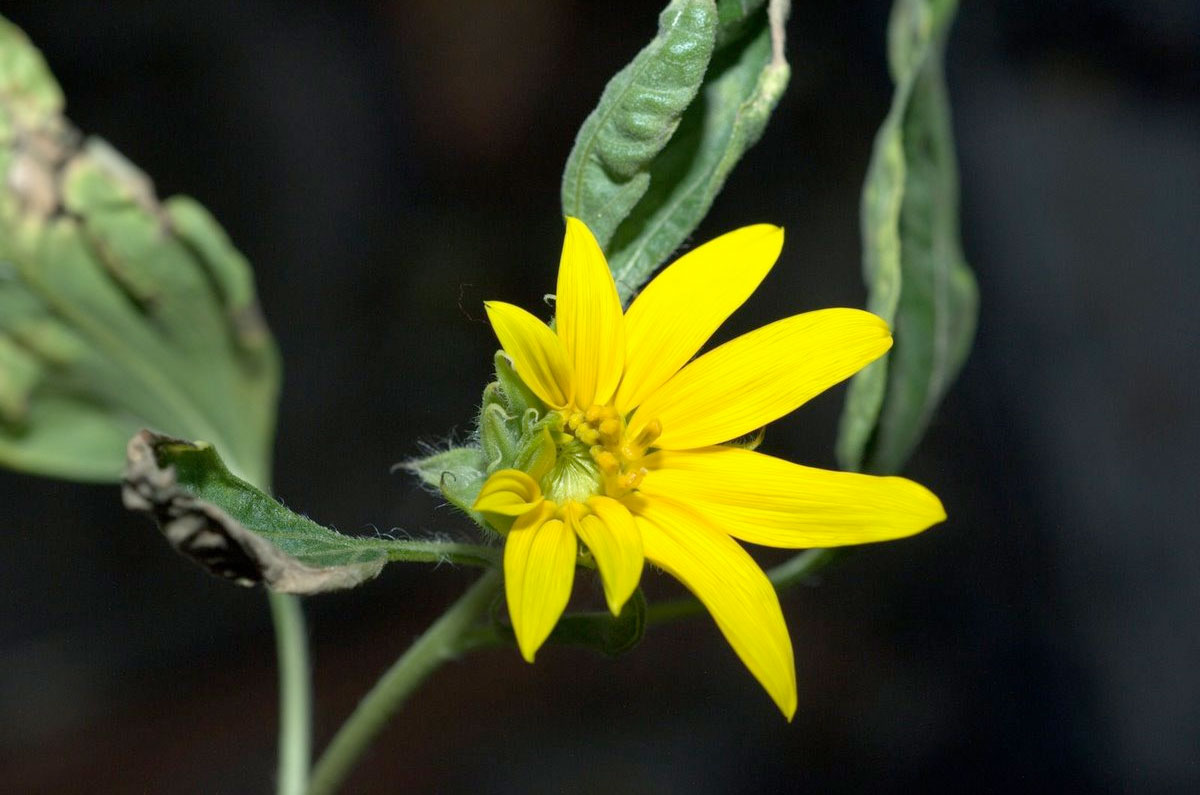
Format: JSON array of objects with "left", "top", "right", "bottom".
[
  {"left": 606, "top": 11, "right": 789, "bottom": 302},
  {"left": 836, "top": 0, "right": 977, "bottom": 474},
  {"left": 0, "top": 14, "right": 279, "bottom": 485},
  {"left": 561, "top": 0, "right": 718, "bottom": 254},
  {"left": 123, "top": 431, "right": 497, "bottom": 593}
]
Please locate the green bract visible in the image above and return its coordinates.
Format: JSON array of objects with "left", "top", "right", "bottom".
[{"left": 409, "top": 351, "right": 560, "bottom": 531}]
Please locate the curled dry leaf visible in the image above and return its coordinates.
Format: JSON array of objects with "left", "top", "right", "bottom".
[{"left": 123, "top": 430, "right": 385, "bottom": 593}]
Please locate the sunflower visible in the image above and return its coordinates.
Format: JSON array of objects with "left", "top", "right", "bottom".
[{"left": 473, "top": 217, "right": 945, "bottom": 718}]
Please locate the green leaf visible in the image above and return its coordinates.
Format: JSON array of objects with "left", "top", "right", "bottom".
[
  {"left": 123, "top": 431, "right": 497, "bottom": 594},
  {"left": 561, "top": 1, "right": 792, "bottom": 304},
  {"left": 561, "top": 0, "right": 718, "bottom": 256},
  {"left": 836, "top": 0, "right": 977, "bottom": 474},
  {"left": 0, "top": 17, "right": 62, "bottom": 125},
  {"left": 0, "top": 14, "right": 279, "bottom": 485},
  {"left": 605, "top": 10, "right": 789, "bottom": 303},
  {"left": 714, "top": 0, "right": 768, "bottom": 49}
]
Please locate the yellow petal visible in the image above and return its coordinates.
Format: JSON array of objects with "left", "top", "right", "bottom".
[
  {"left": 630, "top": 494, "right": 796, "bottom": 719},
  {"left": 473, "top": 469, "right": 544, "bottom": 517},
  {"left": 629, "top": 308, "right": 892, "bottom": 450},
  {"left": 616, "top": 225, "right": 784, "bottom": 413},
  {"left": 556, "top": 218, "right": 625, "bottom": 408},
  {"left": 504, "top": 502, "right": 577, "bottom": 662},
  {"left": 573, "top": 497, "right": 644, "bottom": 615},
  {"left": 641, "top": 446, "right": 946, "bottom": 547},
  {"left": 484, "top": 301, "right": 572, "bottom": 409}
]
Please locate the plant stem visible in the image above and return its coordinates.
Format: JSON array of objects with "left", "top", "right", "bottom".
[
  {"left": 269, "top": 591, "right": 312, "bottom": 795},
  {"left": 236, "top": 454, "right": 313, "bottom": 795},
  {"left": 308, "top": 569, "right": 502, "bottom": 795}
]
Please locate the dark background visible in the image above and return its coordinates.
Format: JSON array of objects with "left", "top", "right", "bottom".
[{"left": 1, "top": 1, "right": 1197, "bottom": 792}]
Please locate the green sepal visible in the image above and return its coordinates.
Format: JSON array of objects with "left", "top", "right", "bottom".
[
  {"left": 836, "top": 0, "right": 977, "bottom": 474},
  {"left": 492, "top": 350, "right": 542, "bottom": 420},
  {"left": 513, "top": 426, "right": 557, "bottom": 481},
  {"left": 550, "top": 587, "right": 647, "bottom": 657},
  {"left": 411, "top": 350, "right": 562, "bottom": 533},
  {"left": 479, "top": 398, "right": 519, "bottom": 473},
  {"left": 124, "top": 430, "right": 497, "bottom": 593},
  {"left": 490, "top": 587, "right": 648, "bottom": 658},
  {"left": 405, "top": 444, "right": 489, "bottom": 524}
]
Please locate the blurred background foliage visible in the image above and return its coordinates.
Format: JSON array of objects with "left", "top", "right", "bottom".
[{"left": 0, "top": 1, "right": 1197, "bottom": 792}]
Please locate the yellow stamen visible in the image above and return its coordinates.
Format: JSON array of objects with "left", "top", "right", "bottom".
[{"left": 599, "top": 418, "right": 620, "bottom": 439}]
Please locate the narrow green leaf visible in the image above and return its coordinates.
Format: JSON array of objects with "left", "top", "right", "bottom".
[
  {"left": 0, "top": 14, "right": 279, "bottom": 484},
  {"left": 561, "top": 0, "right": 718, "bottom": 253},
  {"left": 606, "top": 10, "right": 789, "bottom": 302},
  {"left": 836, "top": 0, "right": 977, "bottom": 473},
  {"left": 715, "top": 0, "right": 768, "bottom": 48},
  {"left": 123, "top": 431, "right": 497, "bottom": 594}
]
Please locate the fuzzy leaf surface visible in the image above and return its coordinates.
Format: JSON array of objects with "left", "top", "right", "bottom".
[
  {"left": 123, "top": 431, "right": 496, "bottom": 593},
  {"left": 836, "top": 0, "right": 977, "bottom": 473},
  {"left": 606, "top": 11, "right": 789, "bottom": 303},
  {"left": 561, "top": 0, "right": 718, "bottom": 264}
]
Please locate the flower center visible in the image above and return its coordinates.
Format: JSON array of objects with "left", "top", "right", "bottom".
[
  {"left": 561, "top": 404, "right": 662, "bottom": 499},
  {"left": 542, "top": 435, "right": 603, "bottom": 504}
]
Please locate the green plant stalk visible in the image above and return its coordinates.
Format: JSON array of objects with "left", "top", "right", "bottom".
[
  {"left": 308, "top": 568, "right": 503, "bottom": 795},
  {"left": 269, "top": 591, "right": 312, "bottom": 795},
  {"left": 234, "top": 455, "right": 313, "bottom": 795}
]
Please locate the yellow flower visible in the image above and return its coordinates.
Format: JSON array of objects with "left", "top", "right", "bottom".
[{"left": 473, "top": 217, "right": 945, "bottom": 718}]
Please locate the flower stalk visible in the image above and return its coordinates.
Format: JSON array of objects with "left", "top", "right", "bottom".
[
  {"left": 269, "top": 592, "right": 312, "bottom": 795},
  {"left": 308, "top": 569, "right": 502, "bottom": 795}
]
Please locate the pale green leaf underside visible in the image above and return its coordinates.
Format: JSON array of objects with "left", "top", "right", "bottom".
[
  {"left": 0, "top": 14, "right": 279, "bottom": 484},
  {"left": 836, "top": 0, "right": 978, "bottom": 474}
]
